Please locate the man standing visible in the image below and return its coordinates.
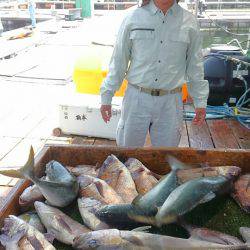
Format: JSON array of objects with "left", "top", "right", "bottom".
[{"left": 100, "top": 0, "right": 209, "bottom": 147}]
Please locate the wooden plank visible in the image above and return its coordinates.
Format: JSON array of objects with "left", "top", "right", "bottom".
[
  {"left": 0, "top": 187, "right": 13, "bottom": 208},
  {"left": 207, "top": 120, "right": 240, "bottom": 149},
  {"left": 0, "top": 111, "right": 45, "bottom": 138},
  {"left": 45, "top": 139, "right": 70, "bottom": 145},
  {"left": 0, "top": 138, "right": 46, "bottom": 167},
  {"left": 7, "top": 178, "right": 20, "bottom": 187},
  {"left": 48, "top": 145, "right": 250, "bottom": 175},
  {"left": 0, "top": 175, "right": 14, "bottom": 186},
  {"left": 69, "top": 136, "right": 95, "bottom": 145},
  {"left": 179, "top": 120, "right": 190, "bottom": 148},
  {"left": 26, "top": 116, "right": 57, "bottom": 140},
  {"left": 186, "top": 120, "right": 214, "bottom": 149},
  {"left": 0, "top": 145, "right": 250, "bottom": 227},
  {"left": 94, "top": 138, "right": 116, "bottom": 146},
  {"left": 228, "top": 119, "right": 250, "bottom": 149},
  {"left": 0, "top": 137, "right": 21, "bottom": 160}
]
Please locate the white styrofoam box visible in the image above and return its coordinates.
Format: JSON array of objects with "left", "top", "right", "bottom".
[{"left": 58, "top": 93, "right": 122, "bottom": 139}]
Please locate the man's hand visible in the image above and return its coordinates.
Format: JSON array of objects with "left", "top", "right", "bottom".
[
  {"left": 193, "top": 108, "right": 206, "bottom": 126},
  {"left": 100, "top": 105, "right": 112, "bottom": 123}
]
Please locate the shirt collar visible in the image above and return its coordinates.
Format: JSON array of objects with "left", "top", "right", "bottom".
[{"left": 148, "top": 0, "right": 179, "bottom": 16}]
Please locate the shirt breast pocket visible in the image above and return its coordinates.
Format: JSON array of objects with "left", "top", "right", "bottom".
[
  {"left": 167, "top": 33, "right": 189, "bottom": 62},
  {"left": 130, "top": 29, "right": 155, "bottom": 62}
]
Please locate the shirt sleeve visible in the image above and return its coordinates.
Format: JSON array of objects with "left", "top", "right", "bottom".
[
  {"left": 186, "top": 18, "right": 209, "bottom": 108},
  {"left": 100, "top": 16, "right": 132, "bottom": 105}
]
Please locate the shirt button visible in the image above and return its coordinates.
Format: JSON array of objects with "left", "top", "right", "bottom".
[
  {"left": 155, "top": 78, "right": 158, "bottom": 82},
  {"left": 158, "top": 60, "right": 161, "bottom": 63},
  {"left": 160, "top": 41, "right": 163, "bottom": 44},
  {"left": 162, "top": 21, "right": 165, "bottom": 24}
]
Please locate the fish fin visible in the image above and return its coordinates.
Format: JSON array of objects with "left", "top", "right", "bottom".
[
  {"left": 44, "top": 232, "right": 55, "bottom": 243},
  {"left": 131, "top": 226, "right": 152, "bottom": 232},
  {"left": 0, "top": 169, "right": 25, "bottom": 179},
  {"left": 199, "top": 192, "right": 216, "bottom": 204},
  {"left": 166, "top": 155, "right": 193, "bottom": 171},
  {"left": 0, "top": 147, "right": 35, "bottom": 179},
  {"left": 128, "top": 212, "right": 156, "bottom": 226},
  {"left": 240, "top": 227, "right": 250, "bottom": 243},
  {"left": 131, "top": 195, "right": 143, "bottom": 206},
  {"left": 19, "top": 146, "right": 35, "bottom": 179},
  {"left": 123, "top": 235, "right": 144, "bottom": 246},
  {"left": 0, "top": 228, "right": 26, "bottom": 246}
]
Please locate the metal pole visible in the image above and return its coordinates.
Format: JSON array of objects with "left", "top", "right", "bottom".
[{"left": 195, "top": 0, "right": 198, "bottom": 17}]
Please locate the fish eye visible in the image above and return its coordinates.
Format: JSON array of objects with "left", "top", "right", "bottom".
[{"left": 88, "top": 239, "right": 99, "bottom": 248}]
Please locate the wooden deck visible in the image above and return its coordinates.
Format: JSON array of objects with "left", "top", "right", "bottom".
[{"left": 0, "top": 18, "right": 249, "bottom": 208}]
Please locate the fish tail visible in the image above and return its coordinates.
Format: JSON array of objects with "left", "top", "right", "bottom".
[
  {"left": 166, "top": 155, "right": 192, "bottom": 171},
  {"left": 19, "top": 146, "right": 35, "bottom": 179},
  {"left": 0, "top": 230, "right": 25, "bottom": 247},
  {"left": 0, "top": 217, "right": 26, "bottom": 247}
]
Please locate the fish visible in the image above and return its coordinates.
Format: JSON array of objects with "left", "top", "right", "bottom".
[
  {"left": 18, "top": 147, "right": 79, "bottom": 207},
  {"left": 181, "top": 222, "right": 243, "bottom": 245},
  {"left": 73, "top": 229, "right": 247, "bottom": 250},
  {"left": 98, "top": 154, "right": 138, "bottom": 203},
  {"left": 239, "top": 227, "right": 250, "bottom": 244},
  {"left": 78, "top": 175, "right": 124, "bottom": 204},
  {"left": 96, "top": 204, "right": 143, "bottom": 228},
  {"left": 18, "top": 210, "right": 46, "bottom": 233},
  {"left": 66, "top": 164, "right": 99, "bottom": 177},
  {"left": 124, "top": 158, "right": 158, "bottom": 195},
  {"left": 128, "top": 155, "right": 190, "bottom": 223},
  {"left": 177, "top": 166, "right": 241, "bottom": 185},
  {"left": 45, "top": 160, "right": 75, "bottom": 182},
  {"left": 19, "top": 184, "right": 44, "bottom": 210},
  {"left": 155, "top": 176, "right": 230, "bottom": 226},
  {"left": 78, "top": 197, "right": 110, "bottom": 230},
  {"left": 0, "top": 215, "right": 55, "bottom": 250},
  {"left": 231, "top": 174, "right": 250, "bottom": 213},
  {"left": 34, "top": 201, "right": 90, "bottom": 245}
]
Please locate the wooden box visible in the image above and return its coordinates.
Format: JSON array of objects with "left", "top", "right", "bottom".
[{"left": 0, "top": 144, "right": 249, "bottom": 227}]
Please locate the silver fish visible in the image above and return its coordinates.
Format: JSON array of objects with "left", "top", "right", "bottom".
[
  {"left": 20, "top": 147, "right": 79, "bottom": 207},
  {"left": 155, "top": 176, "right": 230, "bottom": 226},
  {"left": 73, "top": 229, "right": 248, "bottom": 250},
  {"left": 78, "top": 197, "right": 110, "bottom": 230},
  {"left": 128, "top": 155, "right": 190, "bottom": 224},
  {"left": 182, "top": 222, "right": 243, "bottom": 245},
  {"left": 0, "top": 215, "right": 55, "bottom": 250},
  {"left": 19, "top": 184, "right": 44, "bottom": 210},
  {"left": 34, "top": 201, "right": 90, "bottom": 245},
  {"left": 18, "top": 210, "right": 46, "bottom": 233}
]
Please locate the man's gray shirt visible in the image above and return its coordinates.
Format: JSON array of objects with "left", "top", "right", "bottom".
[{"left": 100, "top": 0, "right": 209, "bottom": 108}]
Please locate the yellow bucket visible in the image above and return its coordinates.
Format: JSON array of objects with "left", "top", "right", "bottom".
[{"left": 73, "top": 46, "right": 188, "bottom": 100}]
